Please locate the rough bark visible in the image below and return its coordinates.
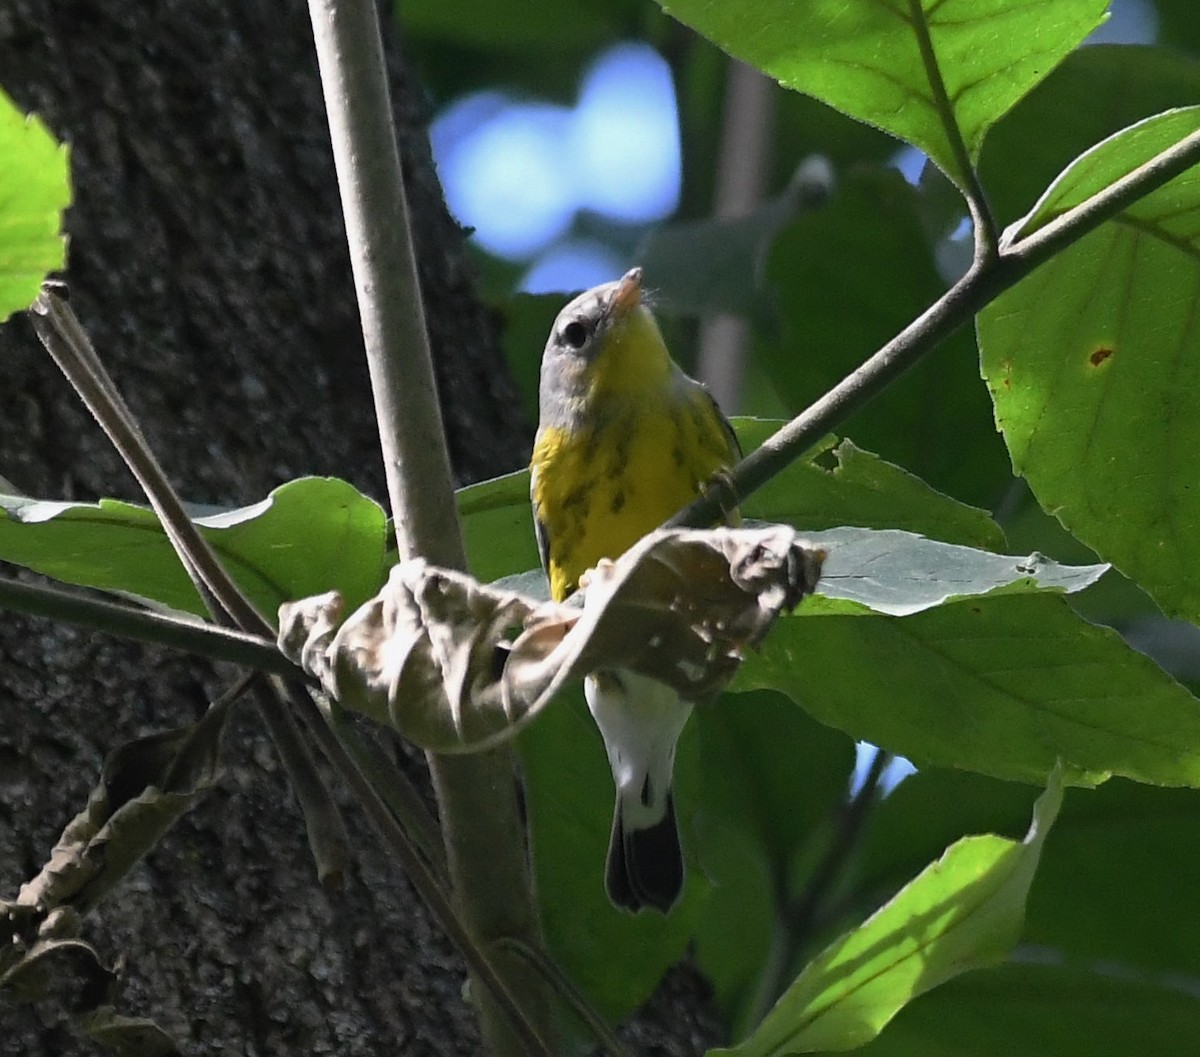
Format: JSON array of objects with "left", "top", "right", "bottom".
[{"left": 0, "top": 1, "right": 722, "bottom": 1054}]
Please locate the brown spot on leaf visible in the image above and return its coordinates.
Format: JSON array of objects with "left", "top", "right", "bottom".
[
  {"left": 1089, "top": 346, "right": 1114, "bottom": 368},
  {"left": 611, "top": 490, "right": 626, "bottom": 514}
]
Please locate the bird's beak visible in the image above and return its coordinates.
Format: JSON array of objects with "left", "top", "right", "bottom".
[{"left": 609, "top": 267, "right": 643, "bottom": 320}]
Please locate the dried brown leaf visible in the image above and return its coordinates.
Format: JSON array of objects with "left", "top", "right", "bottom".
[{"left": 279, "top": 526, "right": 824, "bottom": 753}]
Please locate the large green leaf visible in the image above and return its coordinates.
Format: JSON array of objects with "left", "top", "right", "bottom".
[
  {"left": 761, "top": 169, "right": 1012, "bottom": 510},
  {"left": 737, "top": 592, "right": 1200, "bottom": 788},
  {"left": 656, "top": 0, "right": 1107, "bottom": 188},
  {"left": 713, "top": 770, "right": 1062, "bottom": 1055},
  {"left": 0, "top": 89, "right": 69, "bottom": 320},
  {"left": 978, "top": 107, "right": 1200, "bottom": 621},
  {"left": 693, "top": 692, "right": 857, "bottom": 1036},
  {"left": 0, "top": 477, "right": 387, "bottom": 621},
  {"left": 843, "top": 961, "right": 1200, "bottom": 1056}
]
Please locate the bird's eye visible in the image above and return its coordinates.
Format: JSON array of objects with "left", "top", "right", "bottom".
[{"left": 562, "top": 319, "right": 589, "bottom": 350}]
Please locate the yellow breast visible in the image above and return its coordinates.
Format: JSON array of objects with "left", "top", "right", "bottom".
[{"left": 532, "top": 383, "right": 736, "bottom": 601}]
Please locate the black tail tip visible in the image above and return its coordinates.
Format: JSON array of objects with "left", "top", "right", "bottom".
[{"left": 606, "top": 794, "right": 684, "bottom": 914}]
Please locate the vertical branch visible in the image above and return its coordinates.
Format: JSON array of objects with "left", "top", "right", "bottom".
[
  {"left": 304, "top": 2, "right": 554, "bottom": 1053},
  {"left": 695, "top": 59, "right": 776, "bottom": 412}
]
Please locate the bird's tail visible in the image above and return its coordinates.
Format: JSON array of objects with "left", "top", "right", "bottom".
[{"left": 584, "top": 669, "right": 693, "bottom": 914}]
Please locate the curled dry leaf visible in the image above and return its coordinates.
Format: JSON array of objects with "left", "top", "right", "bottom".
[{"left": 278, "top": 525, "right": 824, "bottom": 753}]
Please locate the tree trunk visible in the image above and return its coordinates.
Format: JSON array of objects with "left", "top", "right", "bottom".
[{"left": 0, "top": 2, "right": 721, "bottom": 1053}]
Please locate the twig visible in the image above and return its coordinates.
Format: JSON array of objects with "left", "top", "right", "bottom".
[
  {"left": 28, "top": 292, "right": 272, "bottom": 638},
  {"left": 251, "top": 679, "right": 351, "bottom": 889},
  {"left": 670, "top": 126, "right": 1200, "bottom": 528},
  {"left": 745, "top": 749, "right": 892, "bottom": 1027},
  {"left": 0, "top": 573, "right": 292, "bottom": 674}
]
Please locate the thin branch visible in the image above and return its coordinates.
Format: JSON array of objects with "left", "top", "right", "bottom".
[
  {"left": 494, "top": 937, "right": 634, "bottom": 1057},
  {"left": 28, "top": 292, "right": 272, "bottom": 638},
  {"left": 318, "top": 694, "right": 447, "bottom": 879},
  {"left": 0, "top": 572, "right": 293, "bottom": 675},
  {"left": 670, "top": 126, "right": 1200, "bottom": 529},
  {"left": 746, "top": 749, "right": 892, "bottom": 1026},
  {"left": 251, "top": 680, "right": 351, "bottom": 889},
  {"left": 306, "top": 3, "right": 555, "bottom": 1055}
]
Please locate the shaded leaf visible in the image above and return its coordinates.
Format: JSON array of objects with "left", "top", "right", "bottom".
[
  {"left": 983, "top": 44, "right": 1200, "bottom": 226},
  {"left": 0, "top": 89, "right": 69, "bottom": 321},
  {"left": 518, "top": 686, "right": 702, "bottom": 1021},
  {"left": 846, "top": 961, "right": 1200, "bottom": 1056},
  {"left": 741, "top": 432, "right": 1005, "bottom": 551},
  {"left": 761, "top": 169, "right": 1012, "bottom": 509},
  {"left": 656, "top": 0, "right": 1106, "bottom": 188},
  {"left": 714, "top": 769, "right": 1062, "bottom": 1055},
  {"left": 693, "top": 692, "right": 857, "bottom": 1035},
  {"left": 0, "top": 936, "right": 114, "bottom": 1007},
  {"left": 80, "top": 1008, "right": 180, "bottom": 1057},
  {"left": 737, "top": 593, "right": 1200, "bottom": 788},
  {"left": 637, "top": 156, "right": 835, "bottom": 323},
  {"left": 979, "top": 107, "right": 1200, "bottom": 621}
]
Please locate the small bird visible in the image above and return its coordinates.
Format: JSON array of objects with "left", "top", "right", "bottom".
[{"left": 530, "top": 267, "right": 740, "bottom": 913}]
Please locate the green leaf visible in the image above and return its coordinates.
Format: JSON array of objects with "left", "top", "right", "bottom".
[
  {"left": 805, "top": 526, "right": 1106, "bottom": 616},
  {"left": 456, "top": 468, "right": 541, "bottom": 584},
  {"left": 0, "top": 89, "right": 70, "bottom": 320},
  {"left": 517, "top": 687, "right": 700, "bottom": 1020},
  {"left": 1024, "top": 778, "right": 1200, "bottom": 978},
  {"left": 978, "top": 107, "right": 1200, "bottom": 621},
  {"left": 736, "top": 426, "right": 1006, "bottom": 552},
  {"left": 693, "top": 692, "right": 857, "bottom": 1035},
  {"left": 0, "top": 477, "right": 387, "bottom": 620},
  {"left": 655, "top": 0, "right": 1107, "bottom": 188},
  {"left": 737, "top": 593, "right": 1200, "bottom": 788},
  {"left": 713, "top": 769, "right": 1062, "bottom": 1055},
  {"left": 761, "top": 169, "right": 1012, "bottom": 509},
  {"left": 982, "top": 45, "right": 1200, "bottom": 227},
  {"left": 844, "top": 962, "right": 1200, "bottom": 1056}
]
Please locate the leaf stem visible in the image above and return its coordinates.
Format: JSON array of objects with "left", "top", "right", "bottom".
[
  {"left": 28, "top": 292, "right": 272, "bottom": 638},
  {"left": 906, "top": 0, "right": 998, "bottom": 256}
]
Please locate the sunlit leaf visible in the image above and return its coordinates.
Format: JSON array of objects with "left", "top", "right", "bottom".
[
  {"left": 0, "top": 89, "right": 69, "bottom": 320},
  {"left": 713, "top": 770, "right": 1062, "bottom": 1055},
  {"left": 656, "top": 0, "right": 1107, "bottom": 188},
  {"left": 0, "top": 477, "right": 387, "bottom": 620},
  {"left": 978, "top": 107, "right": 1200, "bottom": 621}
]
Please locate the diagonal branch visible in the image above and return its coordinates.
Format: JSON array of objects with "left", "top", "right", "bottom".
[{"left": 670, "top": 126, "right": 1200, "bottom": 529}]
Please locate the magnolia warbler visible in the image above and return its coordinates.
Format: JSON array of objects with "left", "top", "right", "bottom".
[{"left": 531, "top": 267, "right": 740, "bottom": 913}]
